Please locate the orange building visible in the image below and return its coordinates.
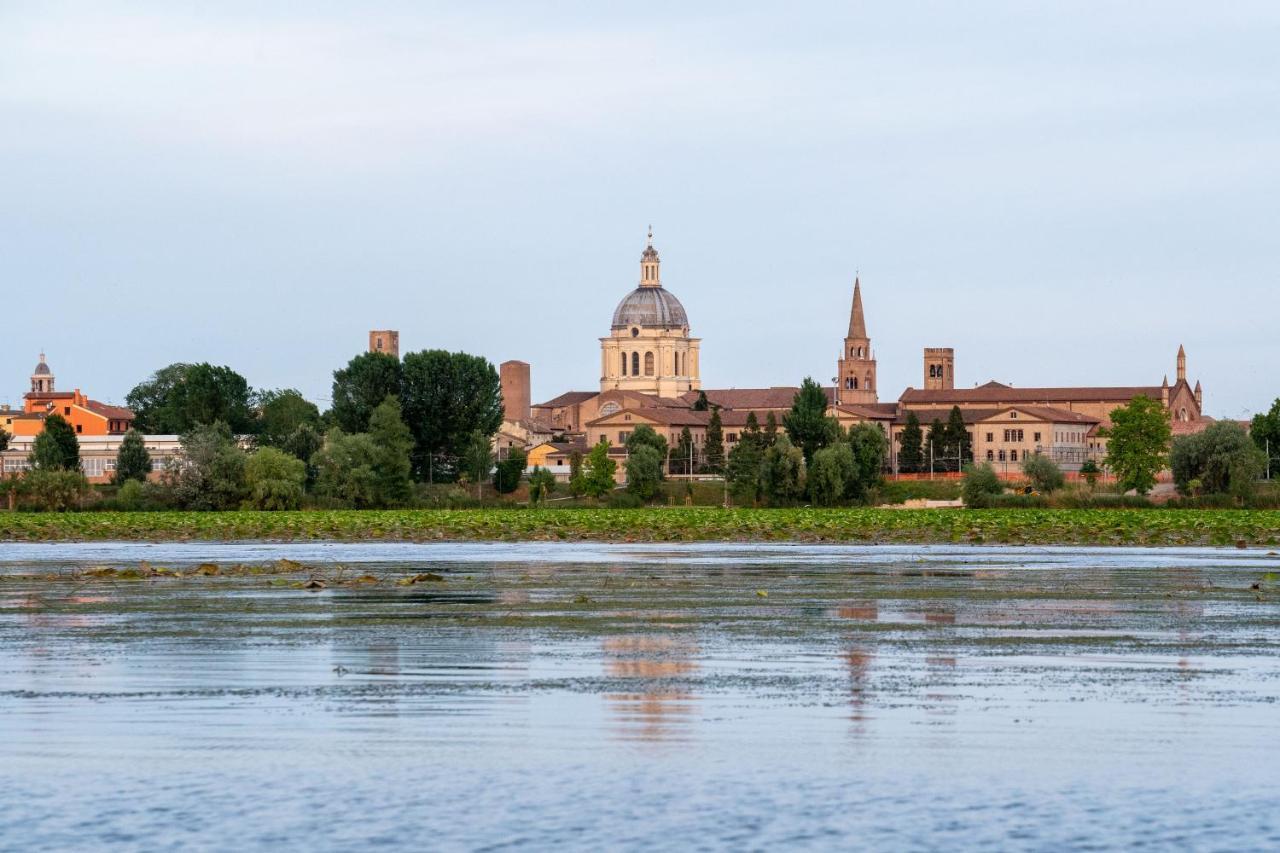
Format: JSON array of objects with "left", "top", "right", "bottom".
[{"left": 1, "top": 354, "right": 134, "bottom": 438}]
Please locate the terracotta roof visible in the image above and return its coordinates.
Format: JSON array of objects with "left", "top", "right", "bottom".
[
  {"left": 679, "top": 387, "right": 805, "bottom": 410},
  {"left": 533, "top": 391, "right": 597, "bottom": 408},
  {"left": 833, "top": 403, "right": 898, "bottom": 419},
  {"left": 1171, "top": 416, "right": 1215, "bottom": 436},
  {"left": 24, "top": 391, "right": 75, "bottom": 401},
  {"left": 898, "top": 406, "right": 1100, "bottom": 426},
  {"left": 900, "top": 380, "right": 1163, "bottom": 405},
  {"left": 588, "top": 407, "right": 710, "bottom": 427},
  {"left": 84, "top": 400, "right": 134, "bottom": 420}
]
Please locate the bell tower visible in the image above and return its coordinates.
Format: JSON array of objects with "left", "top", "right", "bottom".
[
  {"left": 923, "top": 348, "right": 955, "bottom": 390},
  {"left": 836, "top": 277, "right": 877, "bottom": 405},
  {"left": 30, "top": 353, "right": 54, "bottom": 394}
]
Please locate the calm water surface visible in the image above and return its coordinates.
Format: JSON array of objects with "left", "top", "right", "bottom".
[{"left": 1, "top": 542, "right": 1278, "bottom": 851}]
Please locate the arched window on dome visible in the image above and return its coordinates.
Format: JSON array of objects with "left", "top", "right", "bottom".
[
  {"left": 631, "top": 352, "right": 640, "bottom": 376},
  {"left": 644, "top": 352, "right": 654, "bottom": 376}
]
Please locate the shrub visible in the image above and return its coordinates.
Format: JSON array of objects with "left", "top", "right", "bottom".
[
  {"left": 20, "top": 469, "right": 89, "bottom": 511},
  {"left": 115, "top": 478, "right": 147, "bottom": 510},
  {"left": 1170, "top": 422, "right": 1266, "bottom": 499},
  {"left": 625, "top": 445, "right": 664, "bottom": 501},
  {"left": 607, "top": 491, "right": 644, "bottom": 509},
  {"left": 244, "top": 447, "right": 306, "bottom": 510},
  {"left": 493, "top": 446, "right": 527, "bottom": 494},
  {"left": 1021, "top": 455, "right": 1065, "bottom": 493},
  {"left": 528, "top": 467, "right": 557, "bottom": 505},
  {"left": 1079, "top": 459, "right": 1101, "bottom": 487},
  {"left": 875, "top": 479, "right": 961, "bottom": 504},
  {"left": 961, "top": 463, "right": 1003, "bottom": 508}
]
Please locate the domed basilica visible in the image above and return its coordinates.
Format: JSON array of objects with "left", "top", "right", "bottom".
[{"left": 599, "top": 230, "right": 701, "bottom": 397}]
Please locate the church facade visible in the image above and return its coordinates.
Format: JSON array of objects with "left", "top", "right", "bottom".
[{"left": 523, "top": 229, "right": 1212, "bottom": 477}]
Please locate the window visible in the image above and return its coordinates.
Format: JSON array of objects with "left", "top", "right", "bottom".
[
  {"left": 1010, "top": 449, "right": 1018, "bottom": 462},
  {"left": 727, "top": 433, "right": 739, "bottom": 443},
  {"left": 865, "top": 374, "right": 873, "bottom": 390},
  {"left": 64, "top": 407, "right": 71, "bottom": 415},
  {"left": 376, "top": 338, "right": 383, "bottom": 350},
  {"left": 1034, "top": 432, "right": 1041, "bottom": 443},
  {"left": 987, "top": 450, "right": 994, "bottom": 461},
  {"left": 619, "top": 431, "right": 630, "bottom": 444},
  {"left": 621, "top": 353, "right": 627, "bottom": 375},
  {"left": 986, "top": 432, "right": 993, "bottom": 442},
  {"left": 852, "top": 377, "right": 858, "bottom": 389},
  {"left": 998, "top": 450, "right": 1006, "bottom": 461},
  {"left": 556, "top": 458, "right": 564, "bottom": 466},
  {"left": 76, "top": 424, "right": 83, "bottom": 434},
  {"left": 631, "top": 352, "right": 640, "bottom": 375},
  {"left": 644, "top": 352, "right": 654, "bottom": 376}
]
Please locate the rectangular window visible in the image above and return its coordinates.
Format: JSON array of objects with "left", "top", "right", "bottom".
[
  {"left": 76, "top": 424, "right": 83, "bottom": 434},
  {"left": 727, "top": 433, "right": 738, "bottom": 443},
  {"left": 1034, "top": 432, "right": 1041, "bottom": 443},
  {"left": 619, "top": 431, "right": 630, "bottom": 444},
  {"left": 1010, "top": 449, "right": 1018, "bottom": 462},
  {"left": 64, "top": 407, "right": 71, "bottom": 415},
  {"left": 986, "top": 432, "right": 993, "bottom": 442}
]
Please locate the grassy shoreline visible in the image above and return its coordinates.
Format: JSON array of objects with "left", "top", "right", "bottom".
[{"left": 2, "top": 507, "right": 1280, "bottom": 547}]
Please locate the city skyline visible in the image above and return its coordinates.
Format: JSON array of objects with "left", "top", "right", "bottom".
[{"left": 3, "top": 3, "right": 1276, "bottom": 417}]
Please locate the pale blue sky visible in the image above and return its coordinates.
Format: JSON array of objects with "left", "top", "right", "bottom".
[{"left": 2, "top": 2, "right": 1276, "bottom": 418}]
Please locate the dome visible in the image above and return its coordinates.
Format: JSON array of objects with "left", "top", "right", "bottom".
[
  {"left": 32, "top": 355, "right": 51, "bottom": 376},
  {"left": 611, "top": 286, "right": 689, "bottom": 329}
]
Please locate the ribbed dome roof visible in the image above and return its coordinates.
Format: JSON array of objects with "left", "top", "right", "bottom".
[
  {"left": 33, "top": 356, "right": 51, "bottom": 376},
  {"left": 612, "top": 287, "right": 689, "bottom": 329}
]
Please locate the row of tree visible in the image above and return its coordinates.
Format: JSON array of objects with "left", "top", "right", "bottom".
[{"left": 124, "top": 350, "right": 504, "bottom": 483}]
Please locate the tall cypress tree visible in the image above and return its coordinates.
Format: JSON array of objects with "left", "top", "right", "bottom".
[
  {"left": 30, "top": 415, "right": 80, "bottom": 472},
  {"left": 783, "top": 377, "right": 837, "bottom": 465},
  {"left": 925, "top": 419, "right": 946, "bottom": 473},
  {"left": 703, "top": 408, "right": 725, "bottom": 474},
  {"left": 113, "top": 429, "right": 153, "bottom": 484},
  {"left": 943, "top": 406, "right": 971, "bottom": 472},
  {"left": 763, "top": 411, "right": 779, "bottom": 447},
  {"left": 898, "top": 411, "right": 923, "bottom": 474},
  {"left": 673, "top": 427, "right": 696, "bottom": 476}
]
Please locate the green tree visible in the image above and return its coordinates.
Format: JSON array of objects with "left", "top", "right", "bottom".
[
  {"left": 626, "top": 424, "right": 669, "bottom": 460},
  {"left": 1079, "top": 458, "right": 1101, "bottom": 487},
  {"left": 846, "top": 422, "right": 888, "bottom": 501},
  {"left": 702, "top": 409, "right": 725, "bottom": 474},
  {"left": 783, "top": 377, "right": 838, "bottom": 466},
  {"left": 1022, "top": 454, "right": 1065, "bottom": 493},
  {"left": 127, "top": 363, "right": 255, "bottom": 434},
  {"left": 113, "top": 428, "right": 152, "bottom": 484},
  {"left": 1100, "top": 396, "right": 1172, "bottom": 496},
  {"left": 313, "top": 430, "right": 382, "bottom": 508},
  {"left": 726, "top": 426, "right": 765, "bottom": 506},
  {"left": 568, "top": 450, "right": 585, "bottom": 497},
  {"left": 168, "top": 422, "right": 249, "bottom": 510},
  {"left": 961, "top": 463, "right": 1003, "bottom": 507},
  {"left": 942, "top": 406, "right": 972, "bottom": 472},
  {"left": 761, "top": 434, "right": 806, "bottom": 506},
  {"left": 1250, "top": 398, "right": 1280, "bottom": 478},
  {"left": 528, "top": 467, "right": 557, "bottom": 505},
  {"left": 809, "top": 442, "right": 855, "bottom": 506},
  {"left": 672, "top": 426, "right": 696, "bottom": 476},
  {"left": 400, "top": 350, "right": 504, "bottom": 481},
  {"left": 280, "top": 423, "right": 324, "bottom": 470},
  {"left": 582, "top": 439, "right": 617, "bottom": 498},
  {"left": 625, "top": 445, "right": 664, "bottom": 501},
  {"left": 494, "top": 446, "right": 528, "bottom": 494},
  {"left": 244, "top": 447, "right": 306, "bottom": 510},
  {"left": 692, "top": 391, "right": 710, "bottom": 411},
  {"left": 460, "top": 430, "right": 494, "bottom": 492},
  {"left": 330, "top": 352, "right": 403, "bottom": 434},
  {"left": 367, "top": 396, "right": 415, "bottom": 506},
  {"left": 898, "top": 411, "right": 923, "bottom": 474},
  {"left": 763, "top": 412, "right": 778, "bottom": 447},
  {"left": 30, "top": 415, "right": 80, "bottom": 472},
  {"left": 925, "top": 418, "right": 946, "bottom": 472},
  {"left": 0, "top": 429, "right": 9, "bottom": 453},
  {"left": 257, "top": 389, "right": 321, "bottom": 449},
  {"left": 1170, "top": 421, "right": 1266, "bottom": 499}
]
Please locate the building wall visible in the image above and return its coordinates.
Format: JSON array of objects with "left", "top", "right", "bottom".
[
  {"left": 600, "top": 328, "right": 701, "bottom": 398},
  {"left": 368, "top": 330, "right": 400, "bottom": 358}
]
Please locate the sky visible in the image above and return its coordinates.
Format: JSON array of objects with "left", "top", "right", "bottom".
[{"left": 2, "top": 1, "right": 1277, "bottom": 419}]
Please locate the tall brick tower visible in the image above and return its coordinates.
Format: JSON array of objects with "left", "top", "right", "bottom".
[
  {"left": 836, "top": 277, "right": 877, "bottom": 405},
  {"left": 923, "top": 348, "right": 955, "bottom": 390},
  {"left": 500, "top": 360, "right": 531, "bottom": 423},
  {"left": 369, "top": 330, "right": 399, "bottom": 359}
]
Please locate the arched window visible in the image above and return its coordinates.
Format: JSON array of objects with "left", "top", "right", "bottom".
[
  {"left": 865, "top": 374, "right": 873, "bottom": 391},
  {"left": 987, "top": 450, "right": 994, "bottom": 461},
  {"left": 856, "top": 347, "right": 863, "bottom": 358},
  {"left": 852, "top": 377, "right": 858, "bottom": 389},
  {"left": 1010, "top": 450, "right": 1018, "bottom": 462},
  {"left": 631, "top": 352, "right": 640, "bottom": 375},
  {"left": 621, "top": 352, "right": 627, "bottom": 376},
  {"left": 644, "top": 352, "right": 654, "bottom": 376},
  {"left": 1180, "top": 408, "right": 1188, "bottom": 422}
]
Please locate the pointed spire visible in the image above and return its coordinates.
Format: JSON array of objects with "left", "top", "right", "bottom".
[
  {"left": 1162, "top": 375, "right": 1168, "bottom": 387},
  {"left": 847, "top": 276, "right": 867, "bottom": 339},
  {"left": 1176, "top": 344, "right": 1187, "bottom": 382}
]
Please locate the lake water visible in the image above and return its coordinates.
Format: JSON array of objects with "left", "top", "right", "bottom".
[{"left": 1, "top": 542, "right": 1278, "bottom": 851}]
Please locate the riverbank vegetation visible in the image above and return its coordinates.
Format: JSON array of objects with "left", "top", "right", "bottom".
[{"left": 2, "top": 507, "right": 1279, "bottom": 546}]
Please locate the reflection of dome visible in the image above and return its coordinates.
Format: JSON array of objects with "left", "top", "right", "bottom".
[{"left": 611, "top": 287, "right": 689, "bottom": 329}]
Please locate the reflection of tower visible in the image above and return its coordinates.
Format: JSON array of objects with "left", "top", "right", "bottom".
[
  {"left": 603, "top": 635, "right": 699, "bottom": 743},
  {"left": 846, "top": 648, "right": 874, "bottom": 729},
  {"left": 923, "top": 348, "right": 955, "bottom": 390},
  {"left": 836, "top": 277, "right": 877, "bottom": 404}
]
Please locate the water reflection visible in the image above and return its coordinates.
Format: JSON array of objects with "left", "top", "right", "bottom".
[{"left": 603, "top": 635, "right": 699, "bottom": 743}]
